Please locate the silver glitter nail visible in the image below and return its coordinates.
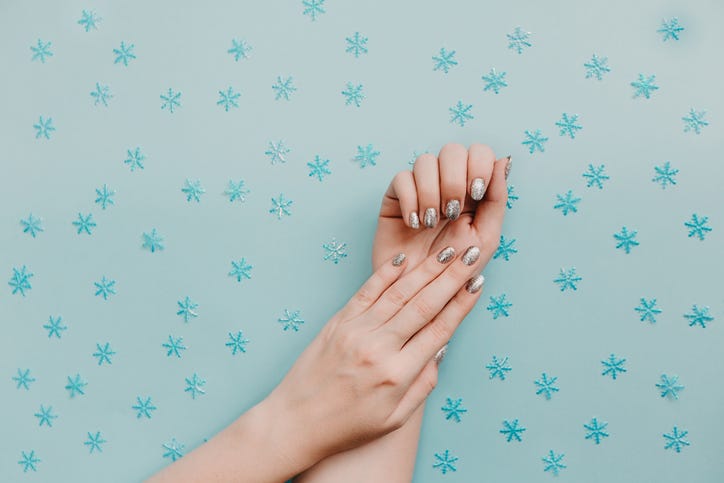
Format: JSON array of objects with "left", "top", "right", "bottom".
[
  {"left": 433, "top": 344, "right": 448, "bottom": 366},
  {"left": 465, "top": 274, "right": 485, "bottom": 293},
  {"left": 392, "top": 252, "right": 406, "bottom": 267},
  {"left": 445, "top": 199, "right": 461, "bottom": 221},
  {"left": 424, "top": 207, "right": 438, "bottom": 228},
  {"left": 409, "top": 211, "right": 420, "bottom": 229},
  {"left": 461, "top": 246, "right": 480, "bottom": 266},
  {"left": 504, "top": 155, "right": 512, "bottom": 180},
  {"left": 470, "top": 178, "right": 485, "bottom": 201},
  {"left": 436, "top": 246, "right": 455, "bottom": 264}
]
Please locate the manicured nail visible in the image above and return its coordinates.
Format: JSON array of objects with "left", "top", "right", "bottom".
[
  {"left": 445, "top": 199, "right": 461, "bottom": 221},
  {"left": 461, "top": 246, "right": 480, "bottom": 266},
  {"left": 504, "top": 155, "right": 512, "bottom": 180},
  {"left": 470, "top": 178, "right": 485, "bottom": 201},
  {"left": 433, "top": 344, "right": 448, "bottom": 366},
  {"left": 392, "top": 252, "right": 406, "bottom": 267},
  {"left": 436, "top": 246, "right": 455, "bottom": 264},
  {"left": 465, "top": 274, "right": 485, "bottom": 293},
  {"left": 409, "top": 211, "right": 420, "bottom": 229},
  {"left": 424, "top": 207, "right": 438, "bottom": 228}
]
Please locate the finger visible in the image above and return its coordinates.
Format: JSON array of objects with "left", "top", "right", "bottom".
[
  {"left": 472, "top": 155, "right": 510, "bottom": 236},
  {"left": 388, "top": 170, "right": 420, "bottom": 229},
  {"left": 412, "top": 153, "right": 440, "bottom": 228},
  {"left": 343, "top": 252, "right": 409, "bottom": 319},
  {"left": 437, "top": 143, "right": 468, "bottom": 221},
  {"left": 387, "top": 357, "right": 438, "bottom": 428},
  {"left": 466, "top": 143, "right": 497, "bottom": 203}
]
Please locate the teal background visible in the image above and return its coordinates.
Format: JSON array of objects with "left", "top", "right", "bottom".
[{"left": 1, "top": 0, "right": 723, "bottom": 481}]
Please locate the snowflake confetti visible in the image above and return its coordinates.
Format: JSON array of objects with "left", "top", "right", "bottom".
[
  {"left": 12, "top": 369, "right": 36, "bottom": 390},
  {"left": 181, "top": 178, "right": 205, "bottom": 202},
  {"left": 449, "top": 100, "right": 474, "bottom": 127},
  {"left": 65, "top": 373, "right": 88, "bottom": 398},
  {"left": 124, "top": 147, "right": 146, "bottom": 171},
  {"left": 584, "top": 54, "right": 611, "bottom": 80},
  {"left": 184, "top": 373, "right": 206, "bottom": 399},
  {"left": 228, "top": 39, "right": 252, "bottom": 61},
  {"left": 272, "top": 76, "right": 297, "bottom": 101},
  {"left": 433, "top": 450, "right": 458, "bottom": 475},
  {"left": 345, "top": 32, "right": 368, "bottom": 57},
  {"left": 90, "top": 82, "right": 112, "bottom": 107},
  {"left": 683, "top": 304, "right": 713, "bottom": 328},
  {"left": 554, "top": 190, "right": 581, "bottom": 216},
  {"left": 31, "top": 39, "right": 53, "bottom": 63},
  {"left": 432, "top": 47, "right": 458, "bottom": 73},
  {"left": 94, "top": 276, "right": 117, "bottom": 300},
  {"left": 601, "top": 354, "right": 627, "bottom": 380},
  {"left": 162, "top": 335, "right": 187, "bottom": 358},
  {"left": 162, "top": 439, "right": 185, "bottom": 461},
  {"left": 656, "top": 374, "right": 684, "bottom": 400},
  {"left": 20, "top": 214, "right": 44, "bottom": 237},
  {"left": 84, "top": 431, "right": 106, "bottom": 453},
  {"left": 142, "top": 228, "right": 165, "bottom": 253},
  {"left": 226, "top": 331, "right": 250, "bottom": 355},
  {"left": 613, "top": 226, "right": 639, "bottom": 254},
  {"left": 682, "top": 108, "right": 708, "bottom": 134},
  {"left": 507, "top": 26, "right": 532, "bottom": 54},
  {"left": 322, "top": 238, "right": 348, "bottom": 264},
  {"left": 486, "top": 355, "right": 512, "bottom": 381},
  {"left": 584, "top": 418, "right": 609, "bottom": 444},
  {"left": 353, "top": 144, "right": 380, "bottom": 168},
  {"left": 265, "top": 140, "right": 291, "bottom": 164},
  {"left": 663, "top": 426, "right": 690, "bottom": 453},
  {"left": 553, "top": 267, "right": 582, "bottom": 292},
  {"left": 481, "top": 68, "right": 508, "bottom": 94},
  {"left": 441, "top": 397, "right": 467, "bottom": 423},
  {"left": 18, "top": 450, "right": 40, "bottom": 473},
  {"left": 635, "top": 298, "right": 662, "bottom": 323},
  {"left": 44, "top": 315, "right": 67, "bottom": 339},
  {"left": 229, "top": 258, "right": 253, "bottom": 282},
  {"left": 270, "top": 193, "right": 293, "bottom": 219},
  {"left": 506, "top": 185, "right": 519, "bottom": 209},
  {"left": 308, "top": 155, "right": 332, "bottom": 181},
  {"left": 92, "top": 342, "right": 115, "bottom": 366},
  {"left": 542, "top": 450, "right": 566, "bottom": 476},
  {"left": 582, "top": 164, "right": 610, "bottom": 189},
  {"left": 684, "top": 213, "right": 712, "bottom": 240},
  {"left": 33, "top": 116, "right": 55, "bottom": 139},
  {"left": 658, "top": 18, "right": 684, "bottom": 41},
  {"left": 35, "top": 405, "right": 57, "bottom": 427},
  {"left": 160, "top": 88, "right": 182, "bottom": 112},
  {"left": 72, "top": 212, "right": 96, "bottom": 235},
  {"left": 522, "top": 129, "right": 548, "bottom": 153},
  {"left": 493, "top": 235, "right": 517, "bottom": 261},
  {"left": 9, "top": 265, "right": 34, "bottom": 296},
  {"left": 342, "top": 82, "right": 365, "bottom": 107},
  {"left": 652, "top": 162, "right": 679, "bottom": 189},
  {"left": 95, "top": 184, "right": 116, "bottom": 209},
  {"left": 500, "top": 419, "right": 526, "bottom": 442},
  {"left": 302, "top": 0, "right": 325, "bottom": 21},
  {"left": 217, "top": 86, "right": 241, "bottom": 111},
  {"left": 132, "top": 396, "right": 157, "bottom": 419},
  {"left": 278, "top": 309, "right": 304, "bottom": 332},
  {"left": 176, "top": 296, "right": 199, "bottom": 323},
  {"left": 113, "top": 41, "right": 136, "bottom": 66},
  {"left": 486, "top": 294, "right": 512, "bottom": 319},
  {"left": 534, "top": 373, "right": 560, "bottom": 400},
  {"left": 78, "top": 10, "right": 102, "bottom": 32},
  {"left": 631, "top": 74, "right": 659, "bottom": 99},
  {"left": 555, "top": 113, "right": 582, "bottom": 139},
  {"left": 224, "top": 179, "right": 250, "bottom": 202}
]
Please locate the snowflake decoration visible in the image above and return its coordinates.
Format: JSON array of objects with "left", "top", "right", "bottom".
[
  {"left": 35, "top": 405, "right": 57, "bottom": 427},
  {"left": 181, "top": 178, "right": 205, "bottom": 202},
  {"left": 226, "top": 331, "right": 250, "bottom": 355},
  {"left": 584, "top": 54, "right": 611, "bottom": 80},
  {"left": 65, "top": 373, "right": 87, "bottom": 397},
  {"left": 656, "top": 374, "right": 684, "bottom": 400},
  {"left": 322, "top": 238, "right": 348, "bottom": 264},
  {"left": 184, "top": 373, "right": 207, "bottom": 399},
  {"left": 278, "top": 309, "right": 305, "bottom": 332},
  {"left": 217, "top": 87, "right": 241, "bottom": 111},
  {"left": 584, "top": 418, "right": 609, "bottom": 444},
  {"left": 342, "top": 82, "right": 365, "bottom": 107},
  {"left": 176, "top": 296, "right": 199, "bottom": 323},
  {"left": 684, "top": 213, "right": 712, "bottom": 240},
  {"left": 507, "top": 26, "right": 532, "bottom": 54},
  {"left": 308, "top": 155, "right": 332, "bottom": 181},
  {"left": 20, "top": 213, "right": 44, "bottom": 237},
  {"left": 94, "top": 276, "right": 117, "bottom": 300},
  {"left": 534, "top": 372, "right": 560, "bottom": 400},
  {"left": 506, "top": 185, "right": 519, "bottom": 209},
  {"left": 682, "top": 108, "right": 708, "bottom": 134},
  {"left": 78, "top": 10, "right": 101, "bottom": 32},
  {"left": 658, "top": 18, "right": 684, "bottom": 41},
  {"left": 663, "top": 426, "right": 690, "bottom": 453},
  {"left": 432, "top": 47, "right": 458, "bottom": 73},
  {"left": 555, "top": 113, "right": 583, "bottom": 139},
  {"left": 500, "top": 419, "right": 526, "bottom": 442},
  {"left": 132, "top": 396, "right": 157, "bottom": 419},
  {"left": 265, "top": 140, "right": 291, "bottom": 164},
  {"left": 162, "top": 335, "right": 187, "bottom": 358},
  {"left": 270, "top": 193, "right": 293, "bottom": 219},
  {"left": 449, "top": 100, "right": 474, "bottom": 127},
  {"left": 486, "top": 355, "right": 512, "bottom": 381},
  {"left": 522, "top": 129, "right": 548, "bottom": 154},
  {"left": 30, "top": 39, "right": 53, "bottom": 63},
  {"left": 33, "top": 116, "right": 55, "bottom": 139},
  {"left": 542, "top": 450, "right": 566, "bottom": 476},
  {"left": 481, "top": 68, "right": 508, "bottom": 94},
  {"left": 142, "top": 228, "right": 165, "bottom": 253},
  {"left": 95, "top": 184, "right": 116, "bottom": 209},
  {"left": 229, "top": 258, "right": 253, "bottom": 282},
  {"left": 601, "top": 354, "right": 627, "bottom": 380},
  {"left": 72, "top": 212, "right": 96, "bottom": 235},
  {"left": 631, "top": 74, "right": 659, "bottom": 99},
  {"left": 683, "top": 304, "right": 713, "bottom": 328},
  {"left": 652, "top": 161, "right": 678, "bottom": 189},
  {"left": 163, "top": 439, "right": 185, "bottom": 461},
  {"left": 613, "top": 226, "right": 639, "bottom": 254},
  {"left": 92, "top": 342, "right": 116, "bottom": 366},
  {"left": 113, "top": 41, "right": 136, "bottom": 66},
  {"left": 44, "top": 315, "right": 67, "bottom": 339},
  {"left": 224, "top": 179, "right": 250, "bottom": 202},
  {"left": 432, "top": 450, "right": 458, "bottom": 475},
  {"left": 272, "top": 76, "right": 297, "bottom": 101},
  {"left": 553, "top": 267, "right": 582, "bottom": 292},
  {"left": 582, "top": 163, "right": 610, "bottom": 189},
  {"left": 84, "top": 431, "right": 106, "bottom": 453},
  {"left": 12, "top": 368, "right": 36, "bottom": 390},
  {"left": 345, "top": 32, "right": 368, "bottom": 57},
  {"left": 554, "top": 190, "right": 581, "bottom": 216},
  {"left": 354, "top": 144, "right": 380, "bottom": 168},
  {"left": 493, "top": 235, "right": 517, "bottom": 261},
  {"left": 8, "top": 265, "right": 34, "bottom": 296},
  {"left": 228, "top": 39, "right": 252, "bottom": 61},
  {"left": 486, "top": 294, "right": 512, "bottom": 319},
  {"left": 18, "top": 450, "right": 40, "bottom": 473},
  {"left": 90, "top": 82, "right": 113, "bottom": 107},
  {"left": 160, "top": 88, "right": 182, "bottom": 113},
  {"left": 302, "top": 0, "right": 326, "bottom": 21},
  {"left": 635, "top": 298, "right": 662, "bottom": 323},
  {"left": 440, "top": 398, "right": 467, "bottom": 423},
  {"left": 124, "top": 147, "right": 146, "bottom": 171}
]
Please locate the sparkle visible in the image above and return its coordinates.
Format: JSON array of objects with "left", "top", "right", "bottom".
[
  {"left": 302, "top": 0, "right": 326, "bottom": 21},
  {"left": 163, "top": 439, "right": 185, "bottom": 461},
  {"left": 656, "top": 374, "right": 684, "bottom": 400},
  {"left": 583, "top": 163, "right": 610, "bottom": 189},
  {"left": 354, "top": 144, "right": 380, "bottom": 168},
  {"left": 278, "top": 309, "right": 305, "bottom": 332},
  {"left": 94, "top": 276, "right": 117, "bottom": 300},
  {"left": 584, "top": 418, "right": 609, "bottom": 444},
  {"left": 95, "top": 184, "right": 116, "bottom": 209},
  {"left": 132, "top": 396, "right": 157, "bottom": 419},
  {"left": 555, "top": 113, "right": 582, "bottom": 139},
  {"left": 449, "top": 100, "right": 474, "bottom": 127},
  {"left": 113, "top": 41, "right": 136, "bottom": 66},
  {"left": 265, "top": 140, "right": 291, "bottom": 164},
  {"left": 78, "top": 10, "right": 101, "bottom": 32},
  {"left": 90, "top": 82, "right": 113, "bottom": 107},
  {"left": 142, "top": 228, "right": 164, "bottom": 253},
  {"left": 12, "top": 368, "right": 36, "bottom": 390},
  {"left": 613, "top": 226, "right": 639, "bottom": 254},
  {"left": 342, "top": 82, "right": 365, "bottom": 107},
  {"left": 486, "top": 294, "right": 512, "bottom": 319},
  {"left": 65, "top": 373, "right": 88, "bottom": 397},
  {"left": 663, "top": 426, "right": 690, "bottom": 453},
  {"left": 432, "top": 450, "right": 458, "bottom": 475},
  {"left": 601, "top": 354, "right": 627, "bottom": 380},
  {"left": 493, "top": 235, "right": 517, "bottom": 261},
  {"left": 33, "top": 116, "right": 55, "bottom": 139},
  {"left": 224, "top": 179, "right": 250, "bottom": 202},
  {"left": 652, "top": 161, "right": 679, "bottom": 189},
  {"left": 684, "top": 213, "right": 712, "bottom": 240},
  {"left": 73, "top": 212, "right": 96, "bottom": 235},
  {"left": 176, "top": 296, "right": 199, "bottom": 323},
  {"left": 554, "top": 190, "right": 581, "bottom": 216},
  {"left": 635, "top": 298, "right": 662, "bottom": 323},
  {"left": 124, "top": 147, "right": 146, "bottom": 171},
  {"left": 184, "top": 373, "right": 206, "bottom": 399},
  {"left": 92, "top": 342, "right": 116, "bottom": 366},
  {"left": 160, "top": 88, "right": 182, "bottom": 113},
  {"left": 229, "top": 258, "right": 253, "bottom": 282},
  {"left": 345, "top": 32, "right": 368, "bottom": 57},
  {"left": 584, "top": 54, "right": 611, "bottom": 80},
  {"left": 21, "top": 213, "right": 44, "bottom": 237},
  {"left": 682, "top": 108, "right": 709, "bottom": 134},
  {"left": 226, "top": 331, "right": 250, "bottom": 355},
  {"left": 31, "top": 39, "right": 53, "bottom": 63},
  {"left": 44, "top": 315, "right": 67, "bottom": 338},
  {"left": 217, "top": 86, "right": 241, "bottom": 111},
  {"left": 35, "top": 405, "right": 58, "bottom": 427},
  {"left": 534, "top": 373, "right": 560, "bottom": 400},
  {"left": 500, "top": 419, "right": 526, "bottom": 442},
  {"left": 522, "top": 129, "right": 548, "bottom": 154},
  {"left": 18, "top": 450, "right": 40, "bottom": 473},
  {"left": 270, "top": 193, "right": 293, "bottom": 219},
  {"left": 507, "top": 26, "right": 532, "bottom": 54},
  {"left": 441, "top": 397, "right": 467, "bottom": 423},
  {"left": 308, "top": 155, "right": 332, "bottom": 181},
  {"left": 631, "top": 74, "right": 659, "bottom": 99},
  {"left": 9, "top": 265, "right": 34, "bottom": 296},
  {"left": 162, "top": 335, "right": 187, "bottom": 358},
  {"left": 683, "top": 304, "right": 713, "bottom": 328},
  {"left": 227, "top": 39, "right": 252, "bottom": 61},
  {"left": 322, "top": 238, "right": 348, "bottom": 264},
  {"left": 542, "top": 450, "right": 566, "bottom": 476},
  {"left": 553, "top": 267, "right": 582, "bottom": 292},
  {"left": 181, "top": 178, "right": 205, "bottom": 202},
  {"left": 432, "top": 47, "right": 458, "bottom": 73},
  {"left": 658, "top": 18, "right": 684, "bottom": 41},
  {"left": 486, "top": 355, "right": 512, "bottom": 381},
  {"left": 272, "top": 76, "right": 297, "bottom": 101},
  {"left": 506, "top": 185, "right": 519, "bottom": 209},
  {"left": 481, "top": 68, "right": 508, "bottom": 94},
  {"left": 84, "top": 431, "right": 106, "bottom": 453}
]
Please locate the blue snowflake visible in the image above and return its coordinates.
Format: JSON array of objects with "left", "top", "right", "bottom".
[
  {"left": 493, "top": 235, "right": 517, "bottom": 261},
  {"left": 613, "top": 226, "right": 639, "bottom": 254},
  {"left": 500, "top": 419, "right": 526, "bottom": 442},
  {"left": 601, "top": 354, "right": 627, "bottom": 380},
  {"left": 481, "top": 68, "right": 508, "bottom": 94},
  {"left": 93, "top": 342, "right": 115, "bottom": 366},
  {"left": 124, "top": 147, "right": 146, "bottom": 171},
  {"left": 226, "top": 331, "right": 250, "bottom": 355},
  {"left": 322, "top": 238, "right": 348, "bottom": 264},
  {"left": 486, "top": 355, "right": 512, "bottom": 381},
  {"left": 94, "top": 276, "right": 117, "bottom": 300},
  {"left": 522, "top": 129, "right": 548, "bottom": 154},
  {"left": 555, "top": 113, "right": 583, "bottom": 139},
  {"left": 584, "top": 418, "right": 609, "bottom": 444},
  {"left": 507, "top": 26, "right": 532, "bottom": 54},
  {"left": 161, "top": 88, "right": 182, "bottom": 113},
  {"left": 72, "top": 213, "right": 96, "bottom": 235},
  {"left": 553, "top": 267, "right": 582, "bottom": 292},
  {"left": 162, "top": 335, "right": 187, "bottom": 358},
  {"left": 184, "top": 373, "right": 206, "bottom": 399},
  {"left": 487, "top": 294, "right": 512, "bottom": 319},
  {"left": 228, "top": 39, "right": 252, "bottom": 61},
  {"left": 656, "top": 374, "right": 684, "bottom": 400},
  {"left": 113, "top": 41, "right": 136, "bottom": 66},
  {"left": 683, "top": 304, "right": 713, "bottom": 328},
  {"left": 684, "top": 213, "right": 712, "bottom": 240},
  {"left": 142, "top": 228, "right": 164, "bottom": 253},
  {"left": 554, "top": 190, "right": 581, "bottom": 216},
  {"left": 265, "top": 140, "right": 290, "bottom": 164},
  {"left": 342, "top": 82, "right": 365, "bottom": 107},
  {"left": 652, "top": 161, "right": 678, "bottom": 189},
  {"left": 432, "top": 450, "right": 458, "bottom": 475},
  {"left": 12, "top": 368, "right": 36, "bottom": 390},
  {"left": 308, "top": 155, "right": 332, "bottom": 181},
  {"left": 132, "top": 396, "right": 157, "bottom": 419},
  {"left": 279, "top": 309, "right": 305, "bottom": 332},
  {"left": 162, "top": 439, "right": 185, "bottom": 461},
  {"left": 635, "top": 298, "right": 662, "bottom": 323},
  {"left": 30, "top": 39, "right": 53, "bottom": 63},
  {"left": 270, "top": 193, "right": 293, "bottom": 219},
  {"left": 449, "top": 100, "right": 474, "bottom": 127},
  {"left": 354, "top": 144, "right": 380, "bottom": 168},
  {"left": 229, "top": 258, "right": 253, "bottom": 282},
  {"left": 217, "top": 87, "right": 241, "bottom": 111},
  {"left": 582, "top": 164, "right": 610, "bottom": 189},
  {"left": 663, "top": 426, "right": 690, "bottom": 453},
  {"left": 8, "top": 265, "right": 34, "bottom": 296},
  {"left": 90, "top": 82, "right": 113, "bottom": 107},
  {"left": 658, "top": 18, "right": 684, "bottom": 41},
  {"left": 20, "top": 213, "right": 44, "bottom": 237},
  {"left": 176, "top": 296, "right": 199, "bottom": 323},
  {"left": 441, "top": 397, "right": 467, "bottom": 423},
  {"left": 542, "top": 450, "right": 566, "bottom": 476},
  {"left": 682, "top": 108, "right": 709, "bottom": 134},
  {"left": 631, "top": 74, "right": 659, "bottom": 99},
  {"left": 65, "top": 373, "right": 87, "bottom": 397},
  {"left": 78, "top": 10, "right": 101, "bottom": 32},
  {"left": 534, "top": 373, "right": 560, "bottom": 400},
  {"left": 302, "top": 0, "right": 326, "bottom": 21},
  {"left": 506, "top": 185, "right": 519, "bottom": 209},
  {"left": 84, "top": 431, "right": 106, "bottom": 453},
  {"left": 181, "top": 178, "right": 205, "bottom": 202},
  {"left": 584, "top": 54, "right": 611, "bottom": 80},
  {"left": 272, "top": 76, "right": 297, "bottom": 101},
  {"left": 18, "top": 450, "right": 40, "bottom": 473},
  {"left": 35, "top": 405, "right": 57, "bottom": 427},
  {"left": 432, "top": 47, "right": 458, "bottom": 73},
  {"left": 33, "top": 116, "right": 55, "bottom": 139},
  {"left": 345, "top": 32, "right": 368, "bottom": 57},
  {"left": 44, "top": 315, "right": 67, "bottom": 339},
  {"left": 95, "top": 184, "right": 116, "bottom": 209},
  {"left": 224, "top": 179, "right": 250, "bottom": 202}
]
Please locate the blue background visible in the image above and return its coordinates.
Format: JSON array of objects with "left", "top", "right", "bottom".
[{"left": 1, "top": 0, "right": 723, "bottom": 481}]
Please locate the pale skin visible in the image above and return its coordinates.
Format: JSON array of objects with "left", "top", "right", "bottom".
[{"left": 147, "top": 143, "right": 509, "bottom": 483}]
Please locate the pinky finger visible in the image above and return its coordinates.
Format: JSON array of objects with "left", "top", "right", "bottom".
[
  {"left": 387, "top": 357, "right": 438, "bottom": 429},
  {"left": 391, "top": 170, "right": 421, "bottom": 229},
  {"left": 342, "top": 252, "right": 409, "bottom": 319}
]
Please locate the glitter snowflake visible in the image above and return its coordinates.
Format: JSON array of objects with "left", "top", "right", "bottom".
[
  {"left": 432, "top": 47, "right": 458, "bottom": 73},
  {"left": 554, "top": 190, "right": 581, "bottom": 216},
  {"left": 35, "top": 405, "right": 57, "bottom": 427},
  {"left": 113, "top": 41, "right": 136, "bottom": 66},
  {"left": 142, "top": 228, "right": 164, "bottom": 253},
  {"left": 684, "top": 213, "right": 712, "bottom": 240},
  {"left": 12, "top": 369, "right": 36, "bottom": 390},
  {"left": 20, "top": 214, "right": 44, "bottom": 237},
  {"left": 683, "top": 304, "right": 713, "bottom": 328},
  {"left": 229, "top": 258, "right": 253, "bottom": 282},
  {"left": 181, "top": 179, "right": 205, "bottom": 202},
  {"left": 94, "top": 276, "right": 117, "bottom": 300},
  {"left": 265, "top": 140, "right": 290, "bottom": 164},
  {"left": 481, "top": 68, "right": 508, "bottom": 94},
  {"left": 176, "top": 296, "right": 199, "bottom": 323},
  {"left": 302, "top": 0, "right": 325, "bottom": 21},
  {"left": 228, "top": 39, "right": 252, "bottom": 61},
  {"left": 584, "top": 54, "right": 611, "bottom": 80},
  {"left": 345, "top": 32, "right": 368, "bottom": 57},
  {"left": 432, "top": 450, "right": 458, "bottom": 475},
  {"left": 217, "top": 87, "right": 241, "bottom": 111},
  {"left": 522, "top": 129, "right": 548, "bottom": 154},
  {"left": 92, "top": 342, "right": 115, "bottom": 366},
  {"left": 31, "top": 39, "right": 53, "bottom": 63},
  {"left": 656, "top": 374, "right": 684, "bottom": 400},
  {"left": 342, "top": 82, "right": 365, "bottom": 107},
  {"left": 18, "top": 450, "right": 40, "bottom": 473},
  {"left": 322, "top": 238, "right": 348, "bottom": 264},
  {"left": 95, "top": 184, "right": 115, "bottom": 209},
  {"left": 163, "top": 439, "right": 185, "bottom": 461},
  {"left": 652, "top": 161, "right": 678, "bottom": 189},
  {"left": 486, "top": 355, "right": 512, "bottom": 381},
  {"left": 72, "top": 212, "right": 96, "bottom": 235},
  {"left": 582, "top": 163, "right": 610, "bottom": 189},
  {"left": 441, "top": 397, "right": 467, "bottom": 423},
  {"left": 78, "top": 10, "right": 101, "bottom": 32},
  {"left": 555, "top": 113, "right": 582, "bottom": 139},
  {"left": 89, "top": 83, "right": 114, "bottom": 109},
  {"left": 308, "top": 155, "right": 332, "bottom": 181},
  {"left": 132, "top": 396, "right": 157, "bottom": 419},
  {"left": 354, "top": 144, "right": 380, "bottom": 168},
  {"left": 162, "top": 335, "right": 187, "bottom": 358},
  {"left": 160, "top": 88, "right": 182, "bottom": 113},
  {"left": 224, "top": 179, "right": 250, "bottom": 202},
  {"left": 124, "top": 147, "right": 146, "bottom": 171},
  {"left": 613, "top": 226, "right": 639, "bottom": 254},
  {"left": 500, "top": 419, "right": 526, "bottom": 442},
  {"left": 507, "top": 26, "right": 532, "bottom": 54},
  {"left": 184, "top": 373, "right": 206, "bottom": 399},
  {"left": 534, "top": 373, "right": 560, "bottom": 400},
  {"left": 84, "top": 431, "right": 106, "bottom": 453},
  {"left": 486, "top": 294, "right": 512, "bottom": 319},
  {"left": 493, "top": 235, "right": 517, "bottom": 261},
  {"left": 682, "top": 108, "right": 708, "bottom": 134},
  {"left": 506, "top": 185, "right": 519, "bottom": 209},
  {"left": 272, "top": 76, "right": 297, "bottom": 101},
  {"left": 9, "top": 265, "right": 34, "bottom": 296},
  {"left": 44, "top": 315, "right": 67, "bottom": 339},
  {"left": 553, "top": 267, "right": 582, "bottom": 292},
  {"left": 635, "top": 298, "right": 662, "bottom": 323},
  {"left": 631, "top": 74, "right": 659, "bottom": 99},
  {"left": 584, "top": 418, "right": 609, "bottom": 444},
  {"left": 33, "top": 116, "right": 55, "bottom": 139},
  {"left": 449, "top": 100, "right": 474, "bottom": 127},
  {"left": 65, "top": 373, "right": 87, "bottom": 397},
  {"left": 663, "top": 426, "right": 690, "bottom": 453},
  {"left": 601, "top": 354, "right": 627, "bottom": 380},
  {"left": 226, "top": 331, "right": 250, "bottom": 355},
  {"left": 658, "top": 18, "right": 684, "bottom": 41},
  {"left": 542, "top": 450, "right": 566, "bottom": 476},
  {"left": 278, "top": 309, "right": 305, "bottom": 332},
  {"left": 270, "top": 193, "right": 293, "bottom": 219}
]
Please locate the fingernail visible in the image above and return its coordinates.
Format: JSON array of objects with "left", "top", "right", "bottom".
[
  {"left": 433, "top": 344, "right": 448, "bottom": 366},
  {"left": 465, "top": 273, "right": 485, "bottom": 293},
  {"left": 424, "top": 207, "right": 438, "bottom": 228},
  {"left": 392, "top": 252, "right": 406, "bottom": 267},
  {"left": 470, "top": 178, "right": 485, "bottom": 201},
  {"left": 409, "top": 211, "right": 420, "bottom": 229},
  {"left": 445, "top": 199, "right": 461, "bottom": 221},
  {"left": 461, "top": 246, "right": 480, "bottom": 266},
  {"left": 504, "top": 155, "right": 512, "bottom": 180},
  {"left": 436, "top": 246, "right": 455, "bottom": 264}
]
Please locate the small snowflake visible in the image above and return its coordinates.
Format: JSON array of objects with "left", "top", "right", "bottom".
[
  {"left": 163, "top": 439, "right": 185, "bottom": 461},
  {"left": 33, "top": 116, "right": 55, "bottom": 139},
  {"left": 554, "top": 190, "right": 581, "bottom": 216},
  {"left": 215, "top": 86, "right": 241, "bottom": 111},
  {"left": 354, "top": 144, "right": 380, "bottom": 168},
  {"left": 613, "top": 226, "right": 639, "bottom": 254},
  {"left": 65, "top": 373, "right": 87, "bottom": 397},
  {"left": 270, "top": 193, "right": 293, "bottom": 219},
  {"left": 555, "top": 113, "right": 582, "bottom": 139},
  {"left": 487, "top": 294, "right": 512, "bottom": 319},
  {"left": 229, "top": 258, "right": 253, "bottom": 282},
  {"left": 493, "top": 235, "right": 517, "bottom": 261},
  {"left": 486, "top": 355, "right": 512, "bottom": 381},
  {"left": 506, "top": 185, "right": 519, "bottom": 209},
  {"left": 8, "top": 265, "right": 34, "bottom": 296},
  {"left": 663, "top": 426, "right": 690, "bottom": 453},
  {"left": 160, "top": 88, "right": 182, "bottom": 113},
  {"left": 132, "top": 396, "right": 157, "bottom": 419},
  {"left": 90, "top": 82, "right": 113, "bottom": 107},
  {"left": 302, "top": 0, "right": 326, "bottom": 21},
  {"left": 322, "top": 238, "right": 348, "bottom": 264},
  {"left": 95, "top": 184, "right": 116, "bottom": 209},
  {"left": 683, "top": 304, "right": 713, "bottom": 328},
  {"left": 652, "top": 161, "right": 679, "bottom": 189},
  {"left": 265, "top": 140, "right": 291, "bottom": 164},
  {"left": 72, "top": 212, "right": 96, "bottom": 235},
  {"left": 84, "top": 431, "right": 106, "bottom": 453},
  {"left": 542, "top": 450, "right": 566, "bottom": 476},
  {"left": 162, "top": 335, "right": 187, "bottom": 358},
  {"left": 553, "top": 267, "right": 582, "bottom": 292},
  {"left": 31, "top": 39, "right": 53, "bottom": 63},
  {"left": 342, "top": 82, "right": 365, "bottom": 107},
  {"left": 20, "top": 214, "right": 44, "bottom": 237},
  {"left": 272, "top": 76, "right": 297, "bottom": 101},
  {"left": 449, "top": 100, "right": 474, "bottom": 127},
  {"left": 584, "top": 418, "right": 609, "bottom": 444},
  {"left": 278, "top": 309, "right": 304, "bottom": 332},
  {"left": 582, "top": 164, "right": 610, "bottom": 189},
  {"left": 224, "top": 179, "right": 250, "bottom": 202},
  {"left": 35, "top": 405, "right": 57, "bottom": 427},
  {"left": 44, "top": 315, "right": 67, "bottom": 339},
  {"left": 522, "top": 129, "right": 548, "bottom": 154},
  {"left": 656, "top": 374, "right": 684, "bottom": 400},
  {"left": 440, "top": 397, "right": 467, "bottom": 423},
  {"left": 534, "top": 373, "right": 560, "bottom": 400},
  {"left": 184, "top": 373, "right": 206, "bottom": 399},
  {"left": 124, "top": 147, "right": 146, "bottom": 171},
  {"left": 500, "top": 419, "right": 526, "bottom": 442},
  {"left": 432, "top": 47, "right": 458, "bottom": 73},
  {"left": 142, "top": 228, "right": 165, "bottom": 253},
  {"left": 176, "top": 296, "right": 199, "bottom": 323},
  {"left": 228, "top": 39, "right": 252, "bottom": 61},
  {"left": 481, "top": 68, "right": 508, "bottom": 94},
  {"left": 113, "top": 41, "right": 136, "bottom": 66},
  {"left": 18, "top": 450, "right": 40, "bottom": 473},
  {"left": 308, "top": 155, "right": 332, "bottom": 181},
  {"left": 658, "top": 18, "right": 684, "bottom": 41},
  {"left": 433, "top": 450, "right": 458, "bottom": 475},
  {"left": 92, "top": 342, "right": 115, "bottom": 366},
  {"left": 181, "top": 178, "right": 205, "bottom": 202},
  {"left": 635, "top": 298, "right": 662, "bottom": 323},
  {"left": 226, "top": 331, "right": 250, "bottom": 355},
  {"left": 345, "top": 32, "right": 368, "bottom": 57},
  {"left": 631, "top": 74, "right": 659, "bottom": 99},
  {"left": 584, "top": 54, "right": 611, "bottom": 80},
  {"left": 94, "top": 276, "right": 117, "bottom": 300},
  {"left": 507, "top": 26, "right": 532, "bottom": 54},
  {"left": 684, "top": 213, "right": 712, "bottom": 240},
  {"left": 682, "top": 108, "right": 708, "bottom": 134},
  {"left": 78, "top": 10, "right": 101, "bottom": 32},
  {"left": 12, "top": 368, "right": 36, "bottom": 390},
  {"left": 601, "top": 354, "right": 627, "bottom": 380}
]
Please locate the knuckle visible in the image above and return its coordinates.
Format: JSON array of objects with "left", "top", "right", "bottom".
[
  {"left": 411, "top": 296, "right": 435, "bottom": 320},
  {"left": 354, "top": 284, "right": 377, "bottom": 308},
  {"left": 383, "top": 285, "right": 407, "bottom": 311},
  {"left": 427, "top": 319, "right": 451, "bottom": 344}
]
